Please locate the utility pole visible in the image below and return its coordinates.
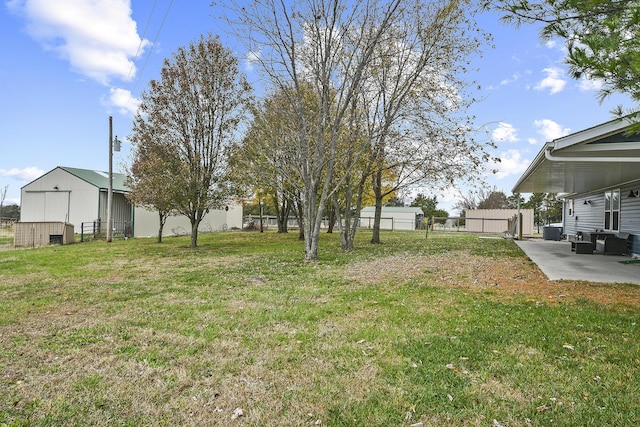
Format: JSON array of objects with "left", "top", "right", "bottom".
[
  {"left": 107, "top": 116, "right": 114, "bottom": 242},
  {"left": 107, "top": 117, "right": 121, "bottom": 242}
]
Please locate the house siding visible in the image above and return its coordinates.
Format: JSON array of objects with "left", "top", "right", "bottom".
[
  {"left": 564, "top": 196, "right": 603, "bottom": 236},
  {"left": 565, "top": 182, "right": 640, "bottom": 255},
  {"left": 621, "top": 184, "right": 640, "bottom": 255}
]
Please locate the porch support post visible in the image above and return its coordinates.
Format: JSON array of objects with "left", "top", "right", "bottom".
[{"left": 516, "top": 193, "right": 521, "bottom": 239}]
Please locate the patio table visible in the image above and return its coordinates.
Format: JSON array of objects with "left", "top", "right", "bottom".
[{"left": 571, "top": 241, "right": 594, "bottom": 254}]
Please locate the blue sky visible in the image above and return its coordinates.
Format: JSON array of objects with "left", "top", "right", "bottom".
[{"left": 0, "top": 0, "right": 634, "bottom": 213}]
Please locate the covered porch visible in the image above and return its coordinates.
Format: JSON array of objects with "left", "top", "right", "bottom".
[{"left": 512, "top": 116, "right": 640, "bottom": 256}]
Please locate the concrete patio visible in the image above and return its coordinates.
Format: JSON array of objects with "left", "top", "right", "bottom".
[{"left": 515, "top": 239, "right": 640, "bottom": 285}]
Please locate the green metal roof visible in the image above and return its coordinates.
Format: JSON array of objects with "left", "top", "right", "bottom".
[{"left": 60, "top": 166, "right": 130, "bottom": 192}]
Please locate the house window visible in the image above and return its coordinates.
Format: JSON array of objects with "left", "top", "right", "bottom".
[{"left": 604, "top": 189, "right": 620, "bottom": 231}]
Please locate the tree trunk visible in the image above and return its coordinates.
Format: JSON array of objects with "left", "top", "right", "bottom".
[
  {"left": 157, "top": 210, "right": 167, "bottom": 244},
  {"left": 326, "top": 203, "right": 336, "bottom": 234},
  {"left": 293, "top": 194, "right": 305, "bottom": 241},
  {"left": 274, "top": 195, "right": 290, "bottom": 234},
  {"left": 303, "top": 185, "right": 324, "bottom": 261},
  {"left": 190, "top": 215, "right": 201, "bottom": 248},
  {"left": 371, "top": 170, "right": 383, "bottom": 244}
]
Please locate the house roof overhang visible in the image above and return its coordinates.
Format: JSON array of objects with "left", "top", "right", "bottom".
[{"left": 512, "top": 116, "right": 640, "bottom": 195}]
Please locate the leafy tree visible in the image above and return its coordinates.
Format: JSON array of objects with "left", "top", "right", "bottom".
[
  {"left": 1, "top": 204, "right": 20, "bottom": 221},
  {"left": 229, "top": 84, "right": 318, "bottom": 239},
  {"left": 411, "top": 194, "right": 436, "bottom": 210},
  {"left": 126, "top": 136, "right": 179, "bottom": 243},
  {"left": 130, "top": 34, "right": 251, "bottom": 248},
  {"left": 506, "top": 192, "right": 525, "bottom": 209},
  {"left": 477, "top": 189, "right": 510, "bottom": 209},
  {"left": 0, "top": 186, "right": 19, "bottom": 222},
  {"left": 543, "top": 193, "right": 563, "bottom": 224},
  {"left": 385, "top": 196, "right": 405, "bottom": 207},
  {"left": 524, "top": 192, "right": 546, "bottom": 232},
  {"left": 455, "top": 187, "right": 511, "bottom": 216},
  {"left": 411, "top": 194, "right": 449, "bottom": 224},
  {"left": 487, "top": 0, "right": 640, "bottom": 117}
]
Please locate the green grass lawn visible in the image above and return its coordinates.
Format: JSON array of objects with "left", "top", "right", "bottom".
[{"left": 0, "top": 231, "right": 638, "bottom": 426}]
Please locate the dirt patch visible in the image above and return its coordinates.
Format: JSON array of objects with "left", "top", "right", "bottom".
[{"left": 344, "top": 251, "right": 640, "bottom": 307}]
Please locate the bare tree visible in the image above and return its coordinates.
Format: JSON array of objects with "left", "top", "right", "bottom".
[
  {"left": 224, "top": 0, "right": 494, "bottom": 257},
  {"left": 356, "top": 0, "right": 494, "bottom": 244},
  {"left": 0, "top": 185, "right": 7, "bottom": 221},
  {"left": 225, "top": 0, "right": 404, "bottom": 260},
  {"left": 130, "top": 34, "right": 251, "bottom": 248}
]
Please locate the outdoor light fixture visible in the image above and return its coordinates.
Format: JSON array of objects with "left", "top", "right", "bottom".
[
  {"left": 583, "top": 200, "right": 591, "bottom": 205},
  {"left": 628, "top": 190, "right": 640, "bottom": 198},
  {"left": 53, "top": 186, "right": 59, "bottom": 191}
]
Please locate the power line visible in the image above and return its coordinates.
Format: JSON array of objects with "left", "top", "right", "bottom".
[
  {"left": 131, "top": 0, "right": 175, "bottom": 95},
  {"left": 126, "top": 0, "right": 160, "bottom": 82}
]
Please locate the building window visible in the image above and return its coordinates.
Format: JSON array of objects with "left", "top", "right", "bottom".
[{"left": 604, "top": 189, "right": 620, "bottom": 231}]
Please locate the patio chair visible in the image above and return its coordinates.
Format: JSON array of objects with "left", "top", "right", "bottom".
[{"left": 595, "top": 233, "right": 632, "bottom": 255}]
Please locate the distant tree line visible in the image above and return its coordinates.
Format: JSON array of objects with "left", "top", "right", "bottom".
[{"left": 0, "top": 185, "right": 19, "bottom": 221}]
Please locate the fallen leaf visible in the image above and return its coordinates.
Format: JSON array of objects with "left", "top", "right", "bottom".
[{"left": 231, "top": 408, "right": 244, "bottom": 420}]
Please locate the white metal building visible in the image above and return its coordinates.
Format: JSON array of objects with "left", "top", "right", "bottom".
[
  {"left": 20, "top": 166, "right": 242, "bottom": 238},
  {"left": 359, "top": 206, "right": 424, "bottom": 230},
  {"left": 465, "top": 209, "right": 534, "bottom": 235}
]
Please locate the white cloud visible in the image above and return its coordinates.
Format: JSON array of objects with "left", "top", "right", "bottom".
[
  {"left": 532, "top": 119, "right": 571, "bottom": 143},
  {"left": 245, "top": 50, "right": 261, "bottom": 72},
  {"left": 104, "top": 87, "right": 140, "bottom": 115},
  {"left": 499, "top": 73, "right": 521, "bottom": 87},
  {"left": 534, "top": 67, "right": 566, "bottom": 94},
  {"left": 0, "top": 166, "right": 44, "bottom": 182},
  {"left": 489, "top": 149, "right": 530, "bottom": 180},
  {"left": 492, "top": 122, "right": 519, "bottom": 143},
  {"left": 578, "top": 77, "right": 604, "bottom": 92},
  {"left": 8, "top": 0, "right": 148, "bottom": 85}
]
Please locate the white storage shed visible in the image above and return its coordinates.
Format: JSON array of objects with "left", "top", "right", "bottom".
[{"left": 359, "top": 206, "right": 424, "bottom": 230}]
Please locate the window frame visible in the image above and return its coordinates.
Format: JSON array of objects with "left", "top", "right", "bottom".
[{"left": 604, "top": 189, "right": 620, "bottom": 232}]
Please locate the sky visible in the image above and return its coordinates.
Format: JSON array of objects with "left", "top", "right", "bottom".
[{"left": 0, "top": 0, "right": 635, "bottom": 214}]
